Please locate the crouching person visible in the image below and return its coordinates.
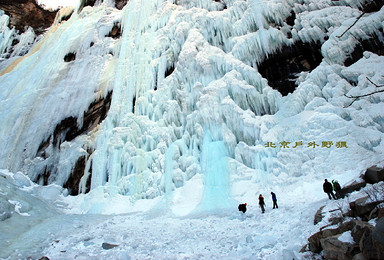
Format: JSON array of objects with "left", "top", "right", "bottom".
[{"left": 238, "top": 203, "right": 247, "bottom": 213}]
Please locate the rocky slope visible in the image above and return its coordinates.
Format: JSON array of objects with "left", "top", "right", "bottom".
[{"left": 302, "top": 167, "right": 384, "bottom": 260}]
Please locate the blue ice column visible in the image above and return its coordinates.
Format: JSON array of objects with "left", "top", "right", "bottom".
[
  {"left": 163, "top": 143, "right": 175, "bottom": 200},
  {"left": 196, "top": 132, "right": 236, "bottom": 214}
]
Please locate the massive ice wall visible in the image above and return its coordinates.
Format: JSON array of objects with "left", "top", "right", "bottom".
[{"left": 0, "top": 0, "right": 383, "bottom": 199}]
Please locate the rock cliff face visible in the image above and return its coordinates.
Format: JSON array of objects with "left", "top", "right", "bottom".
[{"left": 0, "top": 0, "right": 57, "bottom": 35}]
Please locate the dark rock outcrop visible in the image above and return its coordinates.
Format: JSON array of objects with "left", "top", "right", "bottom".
[
  {"left": 64, "top": 52, "right": 76, "bottom": 62},
  {"left": 63, "top": 156, "right": 87, "bottom": 195},
  {"left": 336, "top": 167, "right": 384, "bottom": 199},
  {"left": 77, "top": 0, "right": 96, "bottom": 13},
  {"left": 314, "top": 205, "right": 325, "bottom": 225},
  {"left": 307, "top": 218, "right": 384, "bottom": 259},
  {"left": 0, "top": 0, "right": 57, "bottom": 35},
  {"left": 115, "top": 0, "right": 128, "bottom": 10},
  {"left": 107, "top": 22, "right": 121, "bottom": 39},
  {"left": 285, "top": 11, "right": 296, "bottom": 27},
  {"left": 344, "top": 31, "right": 384, "bottom": 67},
  {"left": 359, "top": 0, "right": 384, "bottom": 13},
  {"left": 164, "top": 63, "right": 175, "bottom": 78},
  {"left": 373, "top": 217, "right": 384, "bottom": 246},
  {"left": 351, "top": 219, "right": 374, "bottom": 245},
  {"left": 258, "top": 41, "right": 323, "bottom": 96},
  {"left": 80, "top": 0, "right": 97, "bottom": 9},
  {"left": 347, "top": 196, "right": 384, "bottom": 221},
  {"left": 360, "top": 220, "right": 384, "bottom": 259},
  {"left": 308, "top": 221, "right": 353, "bottom": 253},
  {"left": 51, "top": 91, "right": 112, "bottom": 147},
  {"left": 379, "top": 208, "right": 384, "bottom": 219},
  {"left": 35, "top": 92, "right": 113, "bottom": 191},
  {"left": 102, "top": 242, "right": 118, "bottom": 250},
  {"left": 320, "top": 234, "right": 358, "bottom": 260},
  {"left": 365, "top": 166, "right": 384, "bottom": 184},
  {"left": 338, "top": 178, "right": 366, "bottom": 198},
  {"left": 57, "top": 10, "right": 73, "bottom": 23}
]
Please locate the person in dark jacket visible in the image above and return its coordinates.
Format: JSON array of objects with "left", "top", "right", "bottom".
[
  {"left": 271, "top": 192, "right": 278, "bottom": 209},
  {"left": 323, "top": 179, "right": 336, "bottom": 200},
  {"left": 259, "top": 194, "right": 266, "bottom": 213},
  {"left": 238, "top": 203, "right": 247, "bottom": 213}
]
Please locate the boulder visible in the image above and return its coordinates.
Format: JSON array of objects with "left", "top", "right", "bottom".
[
  {"left": 314, "top": 206, "right": 325, "bottom": 225},
  {"left": 307, "top": 216, "right": 384, "bottom": 259},
  {"left": 348, "top": 196, "right": 384, "bottom": 220},
  {"left": 351, "top": 219, "right": 374, "bottom": 245},
  {"left": 102, "top": 242, "right": 118, "bottom": 250},
  {"left": 373, "top": 217, "right": 384, "bottom": 246},
  {"left": 365, "top": 166, "right": 384, "bottom": 184},
  {"left": 308, "top": 232, "right": 324, "bottom": 253},
  {"left": 360, "top": 223, "right": 384, "bottom": 259},
  {"left": 338, "top": 178, "right": 366, "bottom": 198},
  {"left": 308, "top": 221, "right": 353, "bottom": 253},
  {"left": 320, "top": 234, "right": 358, "bottom": 260}
]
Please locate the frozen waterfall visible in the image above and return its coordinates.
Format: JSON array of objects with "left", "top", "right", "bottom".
[{"left": 0, "top": 0, "right": 383, "bottom": 210}]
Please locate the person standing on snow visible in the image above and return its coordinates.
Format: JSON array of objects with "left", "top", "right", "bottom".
[
  {"left": 323, "top": 179, "right": 336, "bottom": 200},
  {"left": 259, "top": 194, "right": 266, "bottom": 213},
  {"left": 271, "top": 192, "right": 278, "bottom": 209},
  {"left": 332, "top": 180, "right": 342, "bottom": 199}
]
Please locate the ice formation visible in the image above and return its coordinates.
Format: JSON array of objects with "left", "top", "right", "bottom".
[{"left": 0, "top": 0, "right": 383, "bottom": 205}]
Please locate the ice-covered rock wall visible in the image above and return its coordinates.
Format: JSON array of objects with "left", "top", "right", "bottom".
[{"left": 0, "top": 0, "right": 383, "bottom": 199}]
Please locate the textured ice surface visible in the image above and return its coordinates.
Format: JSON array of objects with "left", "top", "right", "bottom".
[{"left": 0, "top": 0, "right": 383, "bottom": 202}]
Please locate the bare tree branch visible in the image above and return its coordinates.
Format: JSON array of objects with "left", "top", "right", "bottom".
[
  {"left": 344, "top": 77, "right": 384, "bottom": 107},
  {"left": 345, "top": 89, "right": 384, "bottom": 99},
  {"left": 337, "top": 12, "right": 365, "bottom": 38},
  {"left": 367, "top": 77, "right": 384, "bottom": 87},
  {"left": 344, "top": 96, "right": 358, "bottom": 107}
]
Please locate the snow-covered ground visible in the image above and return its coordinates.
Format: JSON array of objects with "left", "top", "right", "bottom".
[{"left": 0, "top": 169, "right": 368, "bottom": 259}]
